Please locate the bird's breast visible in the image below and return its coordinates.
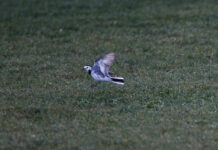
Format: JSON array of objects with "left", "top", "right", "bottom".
[{"left": 88, "top": 70, "right": 91, "bottom": 75}]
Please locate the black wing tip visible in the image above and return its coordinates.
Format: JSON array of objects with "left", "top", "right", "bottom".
[{"left": 111, "top": 78, "right": 124, "bottom": 83}]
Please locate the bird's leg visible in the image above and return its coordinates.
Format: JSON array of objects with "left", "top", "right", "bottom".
[
  {"left": 90, "top": 82, "right": 100, "bottom": 88},
  {"left": 90, "top": 83, "right": 97, "bottom": 88}
]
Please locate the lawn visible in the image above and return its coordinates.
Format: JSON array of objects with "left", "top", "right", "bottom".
[{"left": 0, "top": 0, "right": 217, "bottom": 149}]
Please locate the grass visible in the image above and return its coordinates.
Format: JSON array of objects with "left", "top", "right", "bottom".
[{"left": 0, "top": 0, "right": 218, "bottom": 149}]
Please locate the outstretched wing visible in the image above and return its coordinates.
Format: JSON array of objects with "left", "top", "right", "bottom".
[{"left": 94, "top": 53, "right": 115, "bottom": 76}]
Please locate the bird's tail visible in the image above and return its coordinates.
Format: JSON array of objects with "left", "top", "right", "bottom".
[{"left": 110, "top": 77, "right": 124, "bottom": 85}]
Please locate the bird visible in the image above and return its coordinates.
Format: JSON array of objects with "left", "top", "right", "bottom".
[{"left": 84, "top": 53, "right": 124, "bottom": 86}]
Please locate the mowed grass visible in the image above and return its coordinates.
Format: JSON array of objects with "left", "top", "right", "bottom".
[{"left": 0, "top": 0, "right": 218, "bottom": 149}]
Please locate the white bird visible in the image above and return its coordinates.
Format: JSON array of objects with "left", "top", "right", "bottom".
[{"left": 84, "top": 53, "right": 124, "bottom": 86}]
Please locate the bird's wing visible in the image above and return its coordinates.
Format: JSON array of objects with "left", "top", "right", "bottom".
[{"left": 94, "top": 53, "right": 115, "bottom": 76}]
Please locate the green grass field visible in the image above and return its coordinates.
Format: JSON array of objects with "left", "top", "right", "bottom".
[{"left": 0, "top": 0, "right": 217, "bottom": 149}]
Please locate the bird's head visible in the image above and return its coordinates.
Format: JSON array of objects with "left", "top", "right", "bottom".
[{"left": 83, "top": 66, "right": 92, "bottom": 72}]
